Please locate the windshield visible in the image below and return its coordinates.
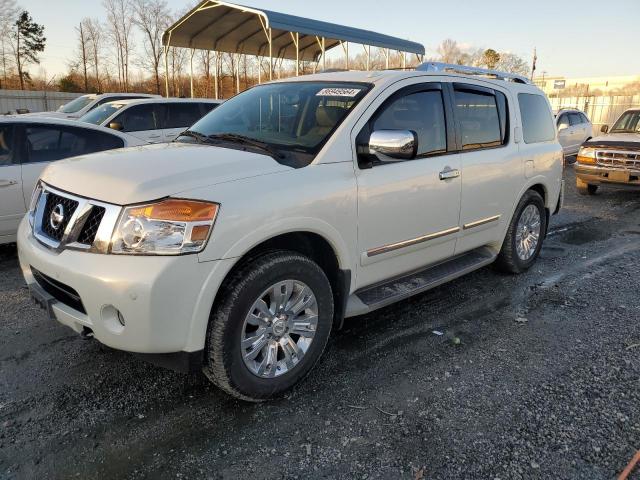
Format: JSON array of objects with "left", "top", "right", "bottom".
[
  {"left": 611, "top": 111, "right": 640, "bottom": 133},
  {"left": 58, "top": 95, "right": 96, "bottom": 114},
  {"left": 182, "top": 81, "right": 371, "bottom": 165},
  {"left": 79, "top": 103, "right": 126, "bottom": 125}
]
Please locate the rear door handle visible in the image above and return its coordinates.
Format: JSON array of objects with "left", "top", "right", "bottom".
[
  {"left": 439, "top": 168, "right": 460, "bottom": 180},
  {"left": 0, "top": 179, "right": 18, "bottom": 187}
]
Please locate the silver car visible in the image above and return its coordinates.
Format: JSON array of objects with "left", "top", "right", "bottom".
[{"left": 556, "top": 108, "right": 593, "bottom": 156}]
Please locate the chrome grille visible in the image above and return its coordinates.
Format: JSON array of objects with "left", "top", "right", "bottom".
[
  {"left": 40, "top": 192, "right": 79, "bottom": 241},
  {"left": 77, "top": 206, "right": 106, "bottom": 245},
  {"left": 596, "top": 150, "right": 640, "bottom": 170},
  {"left": 31, "top": 183, "right": 121, "bottom": 253}
]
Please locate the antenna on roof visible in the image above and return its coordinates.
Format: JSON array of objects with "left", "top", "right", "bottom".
[{"left": 416, "top": 62, "right": 531, "bottom": 84}]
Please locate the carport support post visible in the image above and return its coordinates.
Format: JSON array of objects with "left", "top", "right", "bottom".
[
  {"left": 364, "top": 45, "right": 370, "bottom": 71},
  {"left": 163, "top": 44, "right": 170, "bottom": 97},
  {"left": 290, "top": 32, "right": 299, "bottom": 76},
  {"left": 341, "top": 41, "right": 349, "bottom": 70},
  {"left": 214, "top": 51, "right": 219, "bottom": 99},
  {"left": 189, "top": 48, "right": 195, "bottom": 98},
  {"left": 268, "top": 28, "right": 273, "bottom": 80}
]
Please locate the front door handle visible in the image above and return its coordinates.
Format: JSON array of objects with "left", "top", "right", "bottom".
[
  {"left": 0, "top": 179, "right": 18, "bottom": 187},
  {"left": 439, "top": 168, "right": 460, "bottom": 180}
]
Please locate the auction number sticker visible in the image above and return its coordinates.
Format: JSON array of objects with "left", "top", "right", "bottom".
[{"left": 316, "top": 88, "right": 362, "bottom": 97}]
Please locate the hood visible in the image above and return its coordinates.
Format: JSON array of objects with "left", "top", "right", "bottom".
[
  {"left": 41, "top": 142, "right": 291, "bottom": 205},
  {"left": 584, "top": 132, "right": 640, "bottom": 150}
]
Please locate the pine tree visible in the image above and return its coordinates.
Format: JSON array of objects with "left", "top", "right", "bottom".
[{"left": 12, "top": 11, "right": 46, "bottom": 90}]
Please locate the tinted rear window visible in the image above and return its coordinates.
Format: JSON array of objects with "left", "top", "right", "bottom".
[
  {"left": 454, "top": 90, "right": 502, "bottom": 150},
  {"left": 518, "top": 94, "right": 555, "bottom": 144}
]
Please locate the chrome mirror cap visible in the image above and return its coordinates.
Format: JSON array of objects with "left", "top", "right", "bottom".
[{"left": 368, "top": 130, "right": 418, "bottom": 161}]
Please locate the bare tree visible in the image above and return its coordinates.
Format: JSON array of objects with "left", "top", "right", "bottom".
[
  {"left": 133, "top": 0, "right": 170, "bottom": 95},
  {"left": 496, "top": 52, "right": 530, "bottom": 76},
  {"left": 103, "top": 0, "right": 135, "bottom": 91},
  {"left": 436, "top": 39, "right": 461, "bottom": 64},
  {"left": 74, "top": 20, "right": 90, "bottom": 92},
  {"left": 0, "top": 0, "right": 18, "bottom": 88},
  {"left": 84, "top": 18, "right": 103, "bottom": 91}
]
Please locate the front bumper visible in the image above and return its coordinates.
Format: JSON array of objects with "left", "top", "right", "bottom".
[
  {"left": 575, "top": 163, "right": 640, "bottom": 186},
  {"left": 17, "top": 218, "right": 233, "bottom": 356}
]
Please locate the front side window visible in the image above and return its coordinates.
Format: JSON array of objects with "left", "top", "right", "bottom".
[
  {"left": 0, "top": 125, "right": 14, "bottom": 166},
  {"left": 454, "top": 89, "right": 503, "bottom": 150},
  {"left": 113, "top": 104, "right": 158, "bottom": 132},
  {"left": 557, "top": 114, "right": 570, "bottom": 130},
  {"left": 24, "top": 126, "right": 124, "bottom": 163},
  {"left": 518, "top": 93, "right": 556, "bottom": 144},
  {"left": 611, "top": 111, "right": 640, "bottom": 133},
  {"left": 184, "top": 81, "right": 371, "bottom": 166},
  {"left": 373, "top": 90, "right": 447, "bottom": 157},
  {"left": 58, "top": 95, "right": 96, "bottom": 114},
  {"left": 79, "top": 103, "right": 126, "bottom": 125}
]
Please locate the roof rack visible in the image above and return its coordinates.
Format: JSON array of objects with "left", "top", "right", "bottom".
[{"left": 416, "top": 62, "right": 531, "bottom": 84}]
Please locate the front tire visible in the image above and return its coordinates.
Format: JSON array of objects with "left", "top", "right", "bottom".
[
  {"left": 495, "top": 190, "right": 547, "bottom": 274},
  {"left": 203, "top": 251, "right": 334, "bottom": 401}
]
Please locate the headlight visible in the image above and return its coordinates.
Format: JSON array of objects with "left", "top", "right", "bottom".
[
  {"left": 577, "top": 147, "right": 596, "bottom": 165},
  {"left": 28, "top": 182, "right": 43, "bottom": 228},
  {"left": 111, "top": 198, "right": 219, "bottom": 255}
]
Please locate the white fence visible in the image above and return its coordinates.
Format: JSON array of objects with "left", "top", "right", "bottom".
[
  {"left": 548, "top": 95, "right": 640, "bottom": 136},
  {"left": 0, "top": 89, "right": 83, "bottom": 114}
]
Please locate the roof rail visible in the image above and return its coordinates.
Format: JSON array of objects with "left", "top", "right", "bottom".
[{"left": 416, "top": 62, "right": 531, "bottom": 84}]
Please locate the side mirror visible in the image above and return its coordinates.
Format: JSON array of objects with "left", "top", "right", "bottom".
[
  {"left": 109, "top": 121, "right": 123, "bottom": 131},
  {"left": 600, "top": 124, "right": 609, "bottom": 134},
  {"left": 368, "top": 130, "right": 418, "bottom": 161}
]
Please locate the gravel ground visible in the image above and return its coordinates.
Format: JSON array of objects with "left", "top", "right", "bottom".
[{"left": 1, "top": 166, "right": 640, "bottom": 480}]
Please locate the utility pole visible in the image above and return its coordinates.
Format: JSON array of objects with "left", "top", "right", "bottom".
[{"left": 530, "top": 47, "right": 537, "bottom": 81}]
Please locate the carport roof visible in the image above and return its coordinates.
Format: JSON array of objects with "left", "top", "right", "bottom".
[{"left": 162, "top": 1, "right": 425, "bottom": 61}]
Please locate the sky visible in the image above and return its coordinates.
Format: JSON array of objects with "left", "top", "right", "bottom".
[{"left": 19, "top": 0, "right": 640, "bottom": 80}]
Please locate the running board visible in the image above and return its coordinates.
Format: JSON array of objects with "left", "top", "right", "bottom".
[{"left": 345, "top": 248, "right": 496, "bottom": 317}]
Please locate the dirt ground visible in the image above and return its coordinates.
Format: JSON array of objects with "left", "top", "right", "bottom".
[{"left": 1, "top": 166, "right": 640, "bottom": 480}]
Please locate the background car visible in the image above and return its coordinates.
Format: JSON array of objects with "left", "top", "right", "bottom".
[
  {"left": 0, "top": 117, "right": 147, "bottom": 244},
  {"left": 30, "top": 93, "right": 161, "bottom": 120},
  {"left": 556, "top": 108, "right": 593, "bottom": 156},
  {"left": 78, "top": 98, "right": 223, "bottom": 143}
]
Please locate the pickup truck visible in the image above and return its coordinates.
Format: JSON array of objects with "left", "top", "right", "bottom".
[
  {"left": 17, "top": 64, "right": 563, "bottom": 401},
  {"left": 575, "top": 108, "right": 640, "bottom": 194}
]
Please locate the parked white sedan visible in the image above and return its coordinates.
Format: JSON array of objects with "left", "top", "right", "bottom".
[
  {"left": 556, "top": 108, "right": 593, "bottom": 156},
  {"left": 78, "top": 98, "right": 222, "bottom": 144},
  {"left": 0, "top": 117, "right": 147, "bottom": 244}
]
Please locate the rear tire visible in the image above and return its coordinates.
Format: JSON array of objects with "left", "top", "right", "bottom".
[
  {"left": 203, "top": 251, "right": 334, "bottom": 402},
  {"left": 495, "top": 190, "right": 547, "bottom": 274}
]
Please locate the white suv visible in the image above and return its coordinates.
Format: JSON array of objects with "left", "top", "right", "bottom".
[{"left": 18, "top": 64, "right": 563, "bottom": 401}]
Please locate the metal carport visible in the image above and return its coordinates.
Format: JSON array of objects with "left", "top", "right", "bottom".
[{"left": 162, "top": 1, "right": 425, "bottom": 97}]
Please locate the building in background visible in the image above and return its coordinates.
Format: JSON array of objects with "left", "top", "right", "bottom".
[{"left": 533, "top": 74, "right": 640, "bottom": 97}]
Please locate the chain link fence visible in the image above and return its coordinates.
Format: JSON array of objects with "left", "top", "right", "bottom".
[{"left": 548, "top": 95, "right": 640, "bottom": 136}]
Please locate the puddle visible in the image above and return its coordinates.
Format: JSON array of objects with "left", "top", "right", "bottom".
[{"left": 557, "top": 226, "right": 611, "bottom": 245}]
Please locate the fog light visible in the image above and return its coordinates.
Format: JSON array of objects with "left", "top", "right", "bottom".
[{"left": 117, "top": 311, "right": 126, "bottom": 327}]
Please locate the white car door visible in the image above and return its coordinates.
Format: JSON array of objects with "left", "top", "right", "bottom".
[
  {"left": 354, "top": 82, "right": 461, "bottom": 289},
  {"left": 161, "top": 103, "right": 208, "bottom": 142},
  {"left": 557, "top": 113, "right": 573, "bottom": 154},
  {"left": 569, "top": 112, "right": 589, "bottom": 147},
  {"left": 0, "top": 124, "right": 24, "bottom": 242},
  {"left": 111, "top": 104, "right": 166, "bottom": 143}
]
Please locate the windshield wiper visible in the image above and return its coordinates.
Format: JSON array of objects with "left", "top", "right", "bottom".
[
  {"left": 179, "top": 130, "right": 209, "bottom": 144},
  {"left": 207, "top": 133, "right": 285, "bottom": 159}
]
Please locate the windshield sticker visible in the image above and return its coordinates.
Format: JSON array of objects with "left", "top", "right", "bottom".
[{"left": 316, "top": 88, "right": 362, "bottom": 97}]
